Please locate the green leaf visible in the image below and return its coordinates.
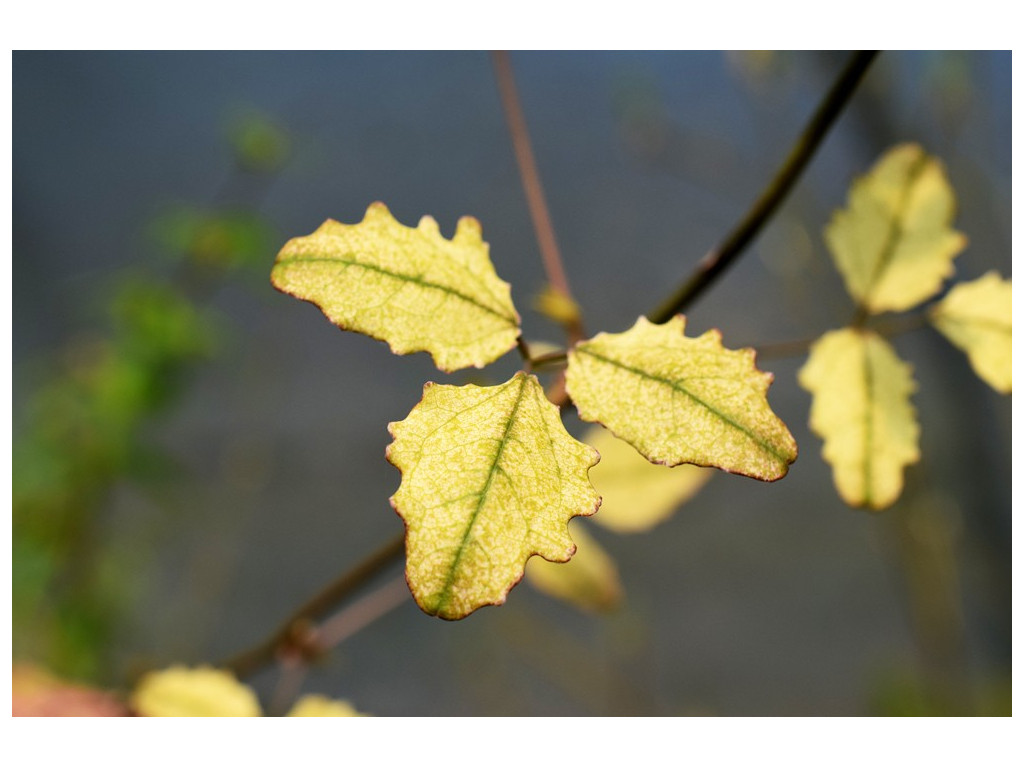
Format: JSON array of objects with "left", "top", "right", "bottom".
[
  {"left": 387, "top": 372, "right": 600, "bottom": 620},
  {"left": 930, "top": 272, "right": 1012, "bottom": 393},
  {"left": 227, "top": 108, "right": 290, "bottom": 174},
  {"left": 798, "top": 328, "right": 920, "bottom": 510},
  {"left": 584, "top": 425, "right": 712, "bottom": 533},
  {"left": 271, "top": 202, "right": 521, "bottom": 372},
  {"left": 565, "top": 316, "right": 797, "bottom": 481},
  {"left": 525, "top": 520, "right": 623, "bottom": 612},
  {"left": 826, "top": 143, "right": 966, "bottom": 314},
  {"left": 130, "top": 666, "right": 261, "bottom": 717}
]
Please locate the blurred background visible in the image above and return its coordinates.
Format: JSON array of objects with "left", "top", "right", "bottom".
[{"left": 12, "top": 51, "right": 1011, "bottom": 715}]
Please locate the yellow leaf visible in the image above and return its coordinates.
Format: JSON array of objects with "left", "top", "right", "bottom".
[
  {"left": 287, "top": 694, "right": 366, "bottom": 717},
  {"left": 525, "top": 520, "right": 623, "bottom": 612},
  {"left": 798, "top": 328, "right": 920, "bottom": 510},
  {"left": 826, "top": 143, "right": 966, "bottom": 314},
  {"left": 271, "top": 202, "right": 521, "bottom": 372},
  {"left": 584, "top": 425, "right": 712, "bottom": 533},
  {"left": 930, "top": 272, "right": 1012, "bottom": 393},
  {"left": 387, "top": 372, "right": 600, "bottom": 620},
  {"left": 533, "top": 284, "right": 582, "bottom": 325},
  {"left": 565, "top": 316, "right": 797, "bottom": 481},
  {"left": 130, "top": 666, "right": 261, "bottom": 717}
]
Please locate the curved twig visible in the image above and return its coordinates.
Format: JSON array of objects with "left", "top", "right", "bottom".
[
  {"left": 648, "top": 51, "right": 878, "bottom": 323},
  {"left": 222, "top": 533, "right": 405, "bottom": 678}
]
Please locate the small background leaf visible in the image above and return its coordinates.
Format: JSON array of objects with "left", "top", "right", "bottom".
[
  {"left": 826, "top": 143, "right": 966, "bottom": 314},
  {"left": 131, "top": 665, "right": 261, "bottom": 717},
  {"left": 271, "top": 202, "right": 520, "bottom": 372},
  {"left": 287, "top": 694, "right": 366, "bottom": 717},
  {"left": 930, "top": 272, "right": 1012, "bottom": 393},
  {"left": 525, "top": 519, "right": 623, "bottom": 612},
  {"left": 533, "top": 283, "right": 582, "bottom": 326},
  {"left": 387, "top": 372, "right": 600, "bottom": 620},
  {"left": 798, "top": 328, "right": 920, "bottom": 510},
  {"left": 584, "top": 425, "right": 712, "bottom": 533},
  {"left": 566, "top": 316, "right": 797, "bottom": 481}
]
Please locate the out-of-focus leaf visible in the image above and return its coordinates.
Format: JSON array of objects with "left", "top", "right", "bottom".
[
  {"left": 131, "top": 666, "right": 261, "bottom": 717},
  {"left": 111, "top": 279, "right": 216, "bottom": 363},
  {"left": 272, "top": 202, "right": 521, "bottom": 372},
  {"left": 826, "top": 143, "right": 966, "bottom": 314},
  {"left": 798, "top": 328, "right": 920, "bottom": 510},
  {"left": 151, "top": 207, "right": 276, "bottom": 270},
  {"left": 533, "top": 284, "right": 581, "bottom": 326},
  {"left": 387, "top": 372, "right": 600, "bottom": 620},
  {"left": 287, "top": 694, "right": 366, "bottom": 717},
  {"left": 584, "top": 425, "right": 712, "bottom": 533},
  {"left": 525, "top": 520, "right": 623, "bottom": 612},
  {"left": 565, "top": 316, "right": 797, "bottom": 481},
  {"left": 12, "top": 664, "right": 128, "bottom": 717},
  {"left": 930, "top": 272, "right": 1012, "bottom": 393},
  {"left": 227, "top": 110, "right": 290, "bottom": 173}
]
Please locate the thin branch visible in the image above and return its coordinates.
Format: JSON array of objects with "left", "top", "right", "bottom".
[
  {"left": 754, "top": 310, "right": 930, "bottom": 361},
  {"left": 266, "top": 576, "right": 409, "bottom": 715},
  {"left": 516, "top": 337, "right": 533, "bottom": 367},
  {"left": 315, "top": 574, "right": 410, "bottom": 649},
  {"left": 648, "top": 51, "right": 878, "bottom": 324},
  {"left": 268, "top": 654, "right": 309, "bottom": 717},
  {"left": 870, "top": 311, "right": 930, "bottom": 339},
  {"left": 492, "top": 50, "right": 584, "bottom": 343},
  {"left": 753, "top": 333, "right": 825, "bottom": 361},
  {"left": 530, "top": 349, "right": 568, "bottom": 370},
  {"left": 222, "top": 532, "right": 405, "bottom": 678}
]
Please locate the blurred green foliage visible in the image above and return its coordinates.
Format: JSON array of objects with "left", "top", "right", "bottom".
[{"left": 12, "top": 109, "right": 286, "bottom": 680}]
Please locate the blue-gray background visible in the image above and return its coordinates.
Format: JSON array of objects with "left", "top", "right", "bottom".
[{"left": 13, "top": 51, "right": 1011, "bottom": 715}]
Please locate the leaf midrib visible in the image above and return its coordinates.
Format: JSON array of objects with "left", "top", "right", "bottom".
[
  {"left": 274, "top": 255, "right": 517, "bottom": 324},
  {"left": 862, "top": 152, "right": 930, "bottom": 306},
  {"left": 861, "top": 338, "right": 876, "bottom": 508},
  {"left": 575, "top": 347, "right": 789, "bottom": 464},
  {"left": 433, "top": 374, "right": 529, "bottom": 614}
]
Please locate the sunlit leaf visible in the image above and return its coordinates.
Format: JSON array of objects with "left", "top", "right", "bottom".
[
  {"left": 131, "top": 666, "right": 261, "bottom": 717},
  {"left": 798, "top": 328, "right": 920, "bottom": 510},
  {"left": 287, "top": 694, "right": 366, "bottom": 717},
  {"left": 826, "top": 143, "right": 966, "bottom": 314},
  {"left": 387, "top": 372, "right": 600, "bottom": 620},
  {"left": 272, "top": 202, "right": 521, "bottom": 372},
  {"left": 584, "top": 425, "right": 712, "bottom": 533},
  {"left": 525, "top": 520, "right": 623, "bottom": 612},
  {"left": 565, "top": 316, "right": 797, "bottom": 481},
  {"left": 930, "top": 272, "right": 1012, "bottom": 393}
]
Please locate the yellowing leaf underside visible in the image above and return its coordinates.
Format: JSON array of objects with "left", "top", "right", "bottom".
[
  {"left": 798, "top": 328, "right": 920, "bottom": 510},
  {"left": 565, "top": 316, "right": 797, "bottom": 481},
  {"left": 584, "top": 425, "right": 712, "bottom": 533},
  {"left": 826, "top": 143, "right": 966, "bottom": 314},
  {"left": 930, "top": 272, "right": 1012, "bottom": 393},
  {"left": 387, "top": 372, "right": 600, "bottom": 620},
  {"left": 271, "top": 202, "right": 520, "bottom": 372},
  {"left": 525, "top": 520, "right": 623, "bottom": 612}
]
